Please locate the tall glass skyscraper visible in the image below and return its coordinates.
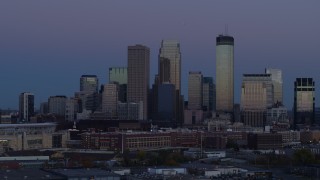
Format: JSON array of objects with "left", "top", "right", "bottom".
[
  {"left": 216, "top": 35, "right": 234, "bottom": 113},
  {"left": 202, "top": 77, "right": 215, "bottom": 111},
  {"left": 109, "top": 67, "right": 127, "bottom": 102},
  {"left": 294, "top": 78, "right": 315, "bottom": 129},
  {"left": 188, "top": 71, "right": 203, "bottom": 110},
  {"left": 241, "top": 74, "right": 273, "bottom": 127},
  {"left": 127, "top": 45, "right": 150, "bottom": 120},
  {"left": 109, "top": 67, "right": 127, "bottom": 85},
  {"left": 158, "top": 40, "right": 184, "bottom": 126},
  {"left": 19, "top": 92, "right": 34, "bottom": 122},
  {"left": 80, "top": 75, "right": 99, "bottom": 93},
  {"left": 158, "top": 40, "right": 181, "bottom": 90},
  {"left": 265, "top": 68, "right": 283, "bottom": 104}
]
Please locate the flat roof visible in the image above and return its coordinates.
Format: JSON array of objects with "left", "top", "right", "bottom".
[
  {"left": 0, "top": 156, "right": 49, "bottom": 161},
  {"left": 51, "top": 168, "right": 120, "bottom": 177},
  {"left": 0, "top": 123, "right": 56, "bottom": 128},
  {"left": 0, "top": 169, "right": 64, "bottom": 180}
]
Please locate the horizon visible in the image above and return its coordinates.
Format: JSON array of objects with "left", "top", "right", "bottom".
[{"left": 1, "top": 1, "right": 320, "bottom": 110}]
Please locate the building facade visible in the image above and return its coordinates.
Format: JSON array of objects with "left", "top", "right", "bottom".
[
  {"left": 265, "top": 68, "right": 283, "bottom": 104},
  {"left": 19, "top": 92, "right": 34, "bottom": 122},
  {"left": 127, "top": 45, "right": 150, "bottom": 120},
  {"left": 158, "top": 40, "right": 181, "bottom": 91},
  {"left": 154, "top": 83, "right": 176, "bottom": 127},
  {"left": 216, "top": 35, "right": 234, "bottom": 113},
  {"left": 158, "top": 40, "right": 184, "bottom": 126},
  {"left": 294, "top": 78, "right": 315, "bottom": 129},
  {"left": 202, "top": 77, "right": 215, "bottom": 111},
  {"left": 102, "top": 83, "right": 119, "bottom": 119},
  {"left": 241, "top": 74, "right": 273, "bottom": 127},
  {"left": 0, "top": 123, "right": 57, "bottom": 152},
  {"left": 65, "top": 98, "right": 79, "bottom": 122},
  {"left": 109, "top": 67, "right": 127, "bottom": 85},
  {"left": 109, "top": 67, "right": 127, "bottom": 102},
  {"left": 80, "top": 75, "right": 99, "bottom": 93},
  {"left": 48, "top": 96, "right": 67, "bottom": 116},
  {"left": 188, "top": 71, "right": 203, "bottom": 110}
]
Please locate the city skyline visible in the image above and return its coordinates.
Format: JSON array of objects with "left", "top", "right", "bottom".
[{"left": 1, "top": 1, "right": 320, "bottom": 109}]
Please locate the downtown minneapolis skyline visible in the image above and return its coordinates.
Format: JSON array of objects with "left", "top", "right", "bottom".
[{"left": 1, "top": 1, "right": 320, "bottom": 109}]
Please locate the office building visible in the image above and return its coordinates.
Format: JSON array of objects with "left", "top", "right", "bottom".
[
  {"left": 294, "top": 78, "right": 315, "bottom": 129},
  {"left": 265, "top": 68, "right": 283, "bottom": 104},
  {"left": 127, "top": 45, "right": 150, "bottom": 120},
  {"left": 80, "top": 75, "right": 99, "bottom": 93},
  {"left": 19, "top": 92, "right": 34, "bottom": 122},
  {"left": 109, "top": 67, "right": 127, "bottom": 102},
  {"left": 153, "top": 83, "right": 176, "bottom": 127},
  {"left": 202, "top": 77, "right": 215, "bottom": 111},
  {"left": 109, "top": 67, "right": 127, "bottom": 85},
  {"left": 118, "top": 102, "right": 143, "bottom": 120},
  {"left": 102, "top": 83, "right": 119, "bottom": 119},
  {"left": 158, "top": 40, "right": 181, "bottom": 90},
  {"left": 40, "top": 102, "right": 48, "bottom": 114},
  {"left": 241, "top": 74, "right": 273, "bottom": 127},
  {"left": 48, "top": 96, "right": 67, "bottom": 116},
  {"left": 216, "top": 35, "right": 234, "bottom": 113},
  {"left": 158, "top": 40, "right": 184, "bottom": 126},
  {"left": 188, "top": 71, "right": 203, "bottom": 110},
  {"left": 65, "top": 98, "right": 79, "bottom": 122}
]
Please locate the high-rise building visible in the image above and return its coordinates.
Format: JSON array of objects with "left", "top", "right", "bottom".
[
  {"left": 78, "top": 75, "right": 99, "bottom": 113},
  {"left": 294, "top": 78, "right": 315, "bottom": 129},
  {"left": 109, "top": 67, "right": 127, "bottom": 102},
  {"left": 158, "top": 40, "right": 181, "bottom": 90},
  {"left": 102, "top": 83, "right": 119, "bottom": 119},
  {"left": 265, "top": 68, "right": 283, "bottom": 104},
  {"left": 158, "top": 40, "right": 184, "bottom": 126},
  {"left": 80, "top": 75, "right": 99, "bottom": 93},
  {"left": 109, "top": 67, "right": 127, "bottom": 85},
  {"left": 65, "top": 98, "right": 79, "bottom": 121},
  {"left": 202, "top": 77, "right": 215, "bottom": 111},
  {"left": 40, "top": 102, "right": 49, "bottom": 114},
  {"left": 48, "top": 96, "right": 67, "bottom": 116},
  {"left": 216, "top": 35, "right": 234, "bottom": 113},
  {"left": 127, "top": 45, "right": 150, "bottom": 120},
  {"left": 19, "top": 92, "right": 34, "bottom": 122},
  {"left": 241, "top": 74, "right": 273, "bottom": 127},
  {"left": 188, "top": 72, "right": 203, "bottom": 110},
  {"left": 154, "top": 83, "right": 176, "bottom": 127}
]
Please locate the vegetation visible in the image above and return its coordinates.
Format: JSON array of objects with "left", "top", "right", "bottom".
[{"left": 293, "top": 149, "right": 315, "bottom": 165}]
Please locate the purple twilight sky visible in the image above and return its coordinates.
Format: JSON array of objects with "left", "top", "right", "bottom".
[{"left": 1, "top": 1, "right": 320, "bottom": 110}]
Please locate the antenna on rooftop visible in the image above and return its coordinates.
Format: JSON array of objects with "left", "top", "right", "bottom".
[{"left": 225, "top": 24, "right": 229, "bottom": 35}]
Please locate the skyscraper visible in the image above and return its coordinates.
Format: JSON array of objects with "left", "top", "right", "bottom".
[
  {"left": 109, "top": 67, "right": 127, "bottom": 102},
  {"left": 202, "top": 77, "right": 215, "bottom": 111},
  {"left": 80, "top": 75, "right": 99, "bottom": 93},
  {"left": 109, "top": 67, "right": 127, "bottom": 85},
  {"left": 241, "top": 74, "right": 273, "bottom": 127},
  {"left": 79, "top": 75, "right": 99, "bottom": 112},
  {"left": 19, "top": 92, "right": 34, "bottom": 122},
  {"left": 265, "top": 68, "right": 283, "bottom": 104},
  {"left": 127, "top": 45, "right": 150, "bottom": 120},
  {"left": 102, "top": 83, "right": 119, "bottom": 119},
  {"left": 188, "top": 71, "right": 203, "bottom": 110},
  {"left": 159, "top": 40, "right": 181, "bottom": 90},
  {"left": 48, "top": 95, "right": 67, "bottom": 116},
  {"left": 294, "top": 78, "right": 315, "bottom": 129},
  {"left": 216, "top": 35, "right": 234, "bottom": 113},
  {"left": 158, "top": 40, "right": 184, "bottom": 126}
]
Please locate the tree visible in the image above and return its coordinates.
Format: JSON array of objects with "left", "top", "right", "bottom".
[{"left": 293, "top": 149, "right": 315, "bottom": 165}]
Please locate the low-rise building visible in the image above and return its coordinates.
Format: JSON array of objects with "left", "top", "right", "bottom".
[{"left": 0, "top": 123, "right": 56, "bottom": 152}]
